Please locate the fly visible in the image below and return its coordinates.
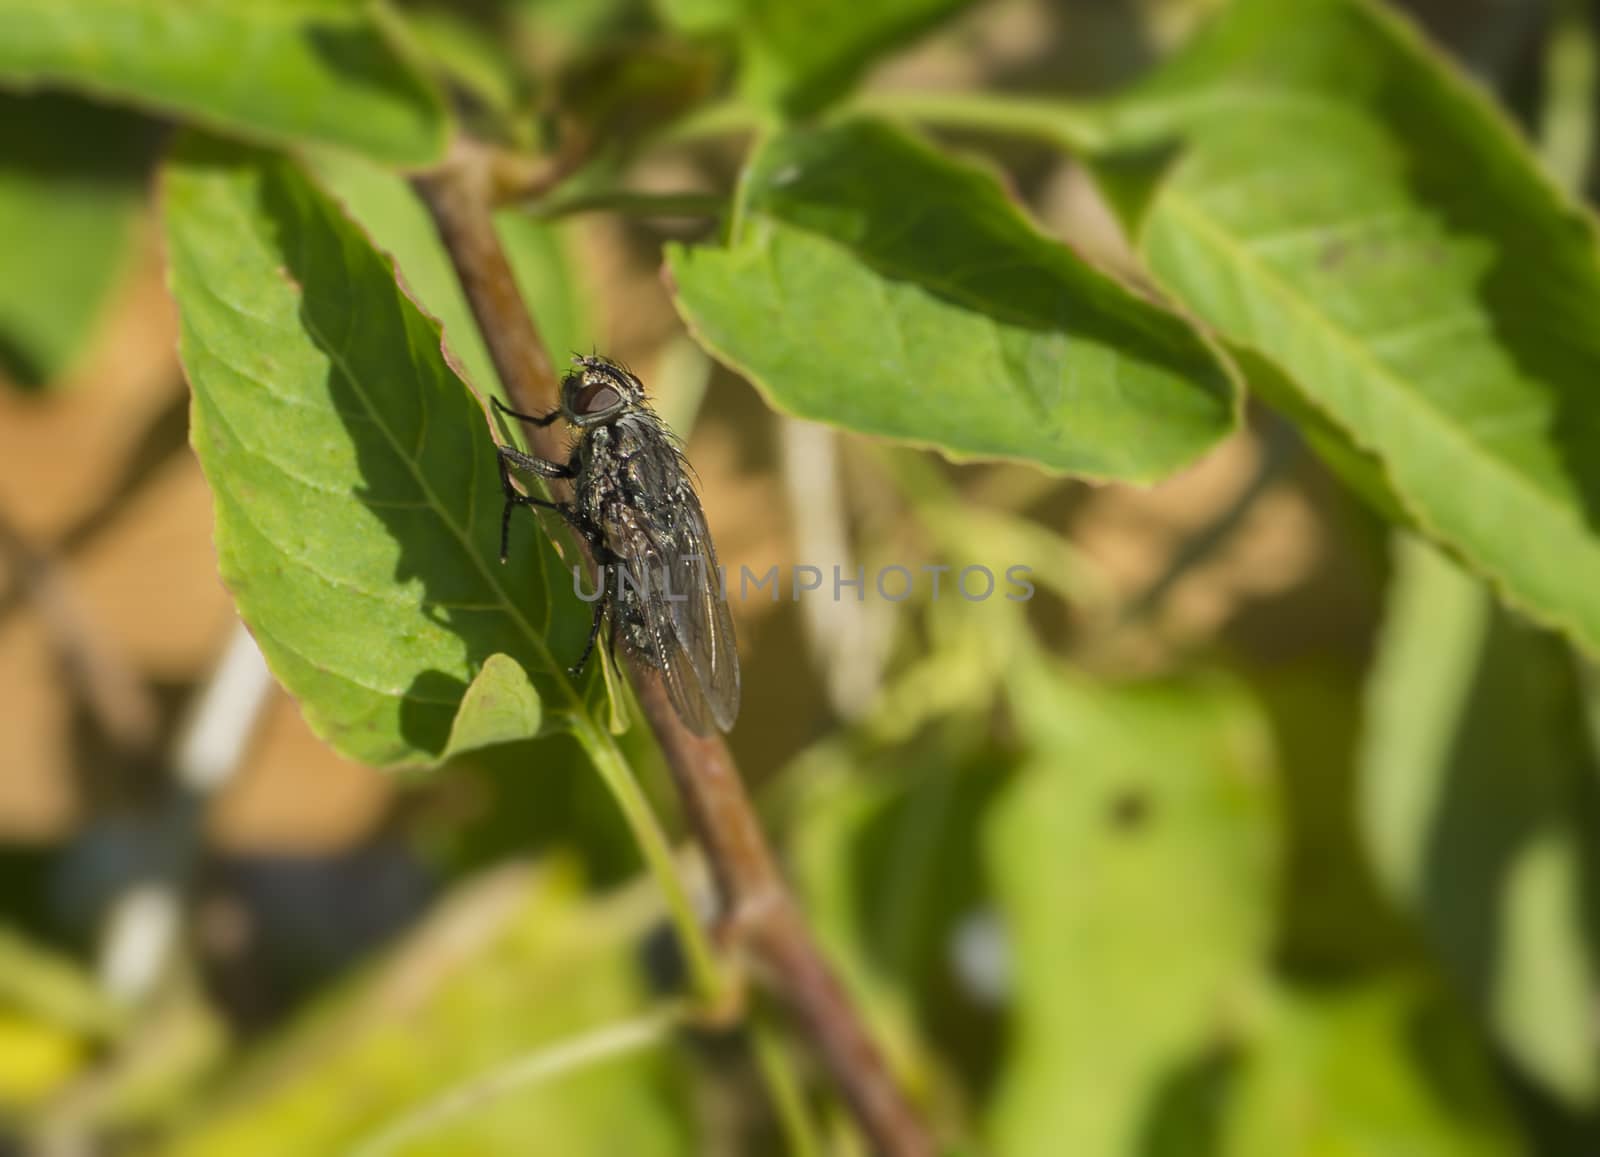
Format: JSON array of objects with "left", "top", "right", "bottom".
[{"left": 491, "top": 354, "right": 740, "bottom": 735}]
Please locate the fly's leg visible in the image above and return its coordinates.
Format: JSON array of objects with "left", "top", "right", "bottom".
[
  {"left": 571, "top": 546, "right": 623, "bottom": 676},
  {"left": 491, "top": 395, "right": 563, "bottom": 428},
  {"left": 497, "top": 443, "right": 576, "bottom": 481},
  {"left": 496, "top": 446, "right": 576, "bottom": 564},
  {"left": 569, "top": 593, "right": 608, "bottom": 677}
]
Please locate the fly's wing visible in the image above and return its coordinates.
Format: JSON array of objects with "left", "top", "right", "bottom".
[
  {"left": 604, "top": 419, "right": 740, "bottom": 735},
  {"left": 620, "top": 515, "right": 722, "bottom": 737},
  {"left": 664, "top": 490, "right": 740, "bottom": 731}
]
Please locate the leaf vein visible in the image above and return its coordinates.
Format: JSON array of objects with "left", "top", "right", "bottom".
[
  {"left": 293, "top": 266, "right": 574, "bottom": 699},
  {"left": 1164, "top": 189, "right": 1584, "bottom": 524}
]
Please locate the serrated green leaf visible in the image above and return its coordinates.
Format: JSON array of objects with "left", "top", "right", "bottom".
[
  {"left": 985, "top": 668, "right": 1278, "bottom": 1156},
  {"left": 164, "top": 135, "right": 592, "bottom": 769},
  {"left": 668, "top": 119, "right": 1239, "bottom": 483},
  {"left": 441, "top": 652, "right": 543, "bottom": 759},
  {"left": 307, "top": 148, "right": 501, "bottom": 395},
  {"left": 874, "top": 0, "right": 1600, "bottom": 653},
  {"left": 1112, "top": 0, "right": 1600, "bottom": 655},
  {"left": 308, "top": 149, "right": 592, "bottom": 401},
  {"left": 1360, "top": 535, "right": 1600, "bottom": 1107},
  {"left": 0, "top": 92, "right": 155, "bottom": 390},
  {"left": 0, "top": 0, "right": 448, "bottom": 165},
  {"left": 1232, "top": 344, "right": 1414, "bottom": 529}
]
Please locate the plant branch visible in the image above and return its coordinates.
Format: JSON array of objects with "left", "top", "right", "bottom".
[
  {"left": 414, "top": 148, "right": 936, "bottom": 1157},
  {"left": 526, "top": 188, "right": 727, "bottom": 222}
]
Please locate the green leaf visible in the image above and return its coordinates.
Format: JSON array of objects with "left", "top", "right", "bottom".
[
  {"left": 496, "top": 215, "right": 592, "bottom": 377},
  {"left": 441, "top": 652, "right": 543, "bottom": 760},
  {"left": 392, "top": 2, "right": 529, "bottom": 134},
  {"left": 308, "top": 149, "right": 592, "bottom": 401},
  {"left": 1359, "top": 535, "right": 1600, "bottom": 1107},
  {"left": 555, "top": 38, "right": 723, "bottom": 159},
  {"left": 1106, "top": 0, "right": 1600, "bottom": 654},
  {"left": 984, "top": 667, "right": 1279, "bottom": 1156},
  {"left": 1222, "top": 980, "right": 1521, "bottom": 1157},
  {"left": 789, "top": 745, "right": 1009, "bottom": 1099},
  {"left": 869, "top": 0, "right": 1600, "bottom": 652},
  {"left": 0, "top": 0, "right": 448, "bottom": 165},
  {"left": 161, "top": 867, "right": 695, "bottom": 1156},
  {"left": 165, "top": 139, "right": 722, "bottom": 1001},
  {"left": 164, "top": 135, "right": 592, "bottom": 769},
  {"left": 668, "top": 119, "right": 1239, "bottom": 483},
  {"left": 1245, "top": 668, "right": 1417, "bottom": 978},
  {"left": 653, "top": 0, "right": 739, "bottom": 33},
  {"left": 653, "top": 0, "right": 971, "bottom": 115},
  {"left": 0, "top": 92, "right": 155, "bottom": 389},
  {"left": 308, "top": 148, "right": 501, "bottom": 395},
  {"left": 0, "top": 926, "right": 122, "bottom": 1038},
  {"left": 664, "top": 0, "right": 975, "bottom": 114},
  {"left": 1231, "top": 345, "right": 1415, "bottom": 532}
]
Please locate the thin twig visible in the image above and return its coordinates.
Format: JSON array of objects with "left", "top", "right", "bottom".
[
  {"left": 750, "top": 1009, "right": 824, "bottom": 1157},
  {"left": 0, "top": 507, "right": 159, "bottom": 754},
  {"left": 526, "top": 188, "right": 727, "bottom": 222},
  {"left": 413, "top": 152, "right": 936, "bottom": 1157}
]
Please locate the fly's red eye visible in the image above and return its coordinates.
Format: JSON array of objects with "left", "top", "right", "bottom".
[{"left": 576, "top": 381, "right": 621, "bottom": 414}]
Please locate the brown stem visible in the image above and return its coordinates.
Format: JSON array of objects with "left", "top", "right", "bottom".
[{"left": 413, "top": 150, "right": 935, "bottom": 1157}]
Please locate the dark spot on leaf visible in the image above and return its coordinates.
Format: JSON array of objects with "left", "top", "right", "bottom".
[
  {"left": 1107, "top": 789, "right": 1152, "bottom": 831},
  {"left": 638, "top": 919, "right": 685, "bottom": 996}
]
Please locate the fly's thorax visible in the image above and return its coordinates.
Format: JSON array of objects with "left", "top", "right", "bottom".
[
  {"left": 610, "top": 409, "right": 673, "bottom": 454},
  {"left": 571, "top": 424, "right": 618, "bottom": 519}
]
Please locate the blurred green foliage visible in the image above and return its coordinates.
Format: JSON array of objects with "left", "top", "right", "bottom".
[
  {"left": 3, "top": 0, "right": 1600, "bottom": 1153},
  {"left": 0, "top": 92, "right": 155, "bottom": 388}
]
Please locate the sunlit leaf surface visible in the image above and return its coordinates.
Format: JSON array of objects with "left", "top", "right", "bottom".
[
  {"left": 0, "top": 0, "right": 448, "bottom": 164},
  {"left": 165, "top": 137, "right": 592, "bottom": 768},
  {"left": 670, "top": 119, "right": 1239, "bottom": 483}
]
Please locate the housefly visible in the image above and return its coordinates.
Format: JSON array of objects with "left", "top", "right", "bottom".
[{"left": 491, "top": 355, "right": 740, "bottom": 735}]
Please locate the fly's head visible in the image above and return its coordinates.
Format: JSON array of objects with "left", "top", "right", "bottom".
[{"left": 560, "top": 355, "right": 647, "bottom": 429}]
